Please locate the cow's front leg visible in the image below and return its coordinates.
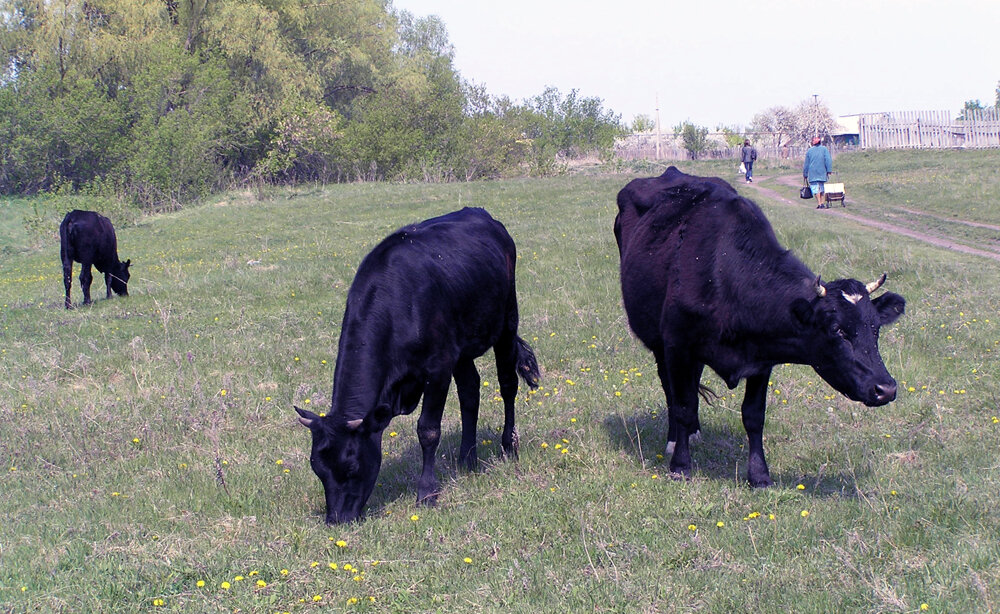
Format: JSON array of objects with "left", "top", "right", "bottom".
[
  {"left": 453, "top": 358, "right": 481, "bottom": 471},
  {"left": 415, "top": 379, "right": 449, "bottom": 506},
  {"left": 742, "top": 372, "right": 773, "bottom": 487},
  {"left": 104, "top": 272, "right": 113, "bottom": 299},
  {"left": 79, "top": 264, "right": 94, "bottom": 305}
]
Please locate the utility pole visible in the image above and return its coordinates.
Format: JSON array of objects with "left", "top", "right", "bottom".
[{"left": 655, "top": 93, "right": 662, "bottom": 160}]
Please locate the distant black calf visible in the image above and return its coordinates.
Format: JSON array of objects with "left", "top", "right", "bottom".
[
  {"left": 59, "top": 210, "right": 131, "bottom": 309},
  {"left": 296, "top": 207, "right": 540, "bottom": 524}
]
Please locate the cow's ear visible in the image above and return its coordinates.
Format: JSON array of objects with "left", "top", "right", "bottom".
[
  {"left": 790, "top": 298, "right": 815, "bottom": 326},
  {"left": 295, "top": 406, "right": 322, "bottom": 429},
  {"left": 364, "top": 403, "right": 393, "bottom": 433},
  {"left": 124, "top": 259, "right": 131, "bottom": 268},
  {"left": 873, "top": 292, "right": 905, "bottom": 326}
]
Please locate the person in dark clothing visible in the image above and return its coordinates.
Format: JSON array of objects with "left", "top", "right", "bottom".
[{"left": 740, "top": 139, "right": 757, "bottom": 183}]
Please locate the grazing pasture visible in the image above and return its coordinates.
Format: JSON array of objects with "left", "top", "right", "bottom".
[{"left": 2, "top": 153, "right": 1000, "bottom": 612}]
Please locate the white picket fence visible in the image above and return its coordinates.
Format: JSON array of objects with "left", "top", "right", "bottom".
[{"left": 859, "top": 109, "right": 1000, "bottom": 149}]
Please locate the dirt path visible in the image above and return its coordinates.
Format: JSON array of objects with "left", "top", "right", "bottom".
[{"left": 746, "top": 174, "right": 1000, "bottom": 263}]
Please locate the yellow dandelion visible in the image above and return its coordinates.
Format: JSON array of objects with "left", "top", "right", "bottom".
[
  {"left": 348, "top": 597, "right": 359, "bottom": 604},
  {"left": 336, "top": 539, "right": 347, "bottom": 548},
  {"left": 234, "top": 575, "right": 244, "bottom": 582},
  {"left": 328, "top": 563, "right": 338, "bottom": 570},
  {"left": 256, "top": 580, "right": 267, "bottom": 588},
  {"left": 153, "top": 598, "right": 165, "bottom": 606},
  {"left": 800, "top": 510, "right": 810, "bottom": 518},
  {"left": 275, "top": 459, "right": 283, "bottom": 465},
  {"left": 920, "top": 605, "right": 929, "bottom": 611},
  {"left": 463, "top": 557, "right": 473, "bottom": 564},
  {"left": 344, "top": 564, "right": 354, "bottom": 571},
  {"left": 310, "top": 561, "right": 320, "bottom": 568},
  {"left": 687, "top": 524, "right": 697, "bottom": 531},
  {"left": 541, "top": 442, "right": 549, "bottom": 449},
  {"left": 196, "top": 580, "right": 205, "bottom": 588},
  {"left": 220, "top": 581, "right": 231, "bottom": 590},
  {"left": 132, "top": 437, "right": 140, "bottom": 444},
  {"left": 313, "top": 595, "right": 322, "bottom": 602},
  {"left": 389, "top": 431, "right": 398, "bottom": 437},
  {"left": 410, "top": 514, "right": 419, "bottom": 522},
  {"left": 280, "top": 569, "right": 289, "bottom": 576},
  {"left": 220, "top": 389, "right": 227, "bottom": 396}
]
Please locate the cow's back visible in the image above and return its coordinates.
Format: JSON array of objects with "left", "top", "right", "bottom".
[
  {"left": 617, "top": 170, "right": 809, "bottom": 353},
  {"left": 345, "top": 207, "right": 517, "bottom": 361},
  {"left": 60, "top": 210, "right": 117, "bottom": 264}
]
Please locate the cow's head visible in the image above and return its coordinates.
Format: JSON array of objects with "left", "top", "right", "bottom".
[
  {"left": 792, "top": 274, "right": 905, "bottom": 406},
  {"left": 295, "top": 405, "right": 391, "bottom": 524},
  {"left": 110, "top": 259, "right": 131, "bottom": 296}
]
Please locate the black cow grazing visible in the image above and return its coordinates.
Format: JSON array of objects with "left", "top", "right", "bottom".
[
  {"left": 615, "top": 167, "right": 905, "bottom": 487},
  {"left": 295, "top": 207, "right": 540, "bottom": 524},
  {"left": 59, "top": 210, "right": 131, "bottom": 309}
]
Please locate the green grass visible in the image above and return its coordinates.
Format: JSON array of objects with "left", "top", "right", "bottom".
[
  {"left": 2, "top": 156, "right": 1000, "bottom": 613},
  {"left": 754, "top": 149, "right": 1000, "bottom": 255}
]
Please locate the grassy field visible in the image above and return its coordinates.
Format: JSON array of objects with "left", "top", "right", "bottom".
[{"left": 2, "top": 152, "right": 999, "bottom": 613}]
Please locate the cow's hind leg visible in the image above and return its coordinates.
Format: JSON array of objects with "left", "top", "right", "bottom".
[
  {"left": 741, "top": 371, "right": 773, "bottom": 487},
  {"left": 453, "top": 358, "right": 481, "bottom": 471},
  {"left": 79, "top": 263, "right": 94, "bottom": 305},
  {"left": 656, "top": 351, "right": 705, "bottom": 479},
  {"left": 62, "top": 256, "right": 74, "bottom": 309},
  {"left": 493, "top": 334, "right": 522, "bottom": 460},
  {"left": 415, "top": 377, "right": 450, "bottom": 506}
]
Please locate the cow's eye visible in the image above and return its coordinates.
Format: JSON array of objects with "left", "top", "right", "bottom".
[{"left": 835, "top": 328, "right": 847, "bottom": 339}]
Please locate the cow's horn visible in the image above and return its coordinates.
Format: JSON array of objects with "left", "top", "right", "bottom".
[
  {"left": 345, "top": 418, "right": 364, "bottom": 430},
  {"left": 866, "top": 273, "right": 887, "bottom": 294},
  {"left": 814, "top": 276, "right": 827, "bottom": 297}
]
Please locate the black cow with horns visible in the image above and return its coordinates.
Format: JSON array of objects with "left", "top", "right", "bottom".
[
  {"left": 296, "top": 207, "right": 540, "bottom": 524},
  {"left": 615, "top": 167, "right": 905, "bottom": 487},
  {"left": 59, "top": 210, "right": 131, "bottom": 309}
]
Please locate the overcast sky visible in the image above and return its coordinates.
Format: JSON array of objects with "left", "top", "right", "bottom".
[{"left": 390, "top": 0, "right": 1000, "bottom": 128}]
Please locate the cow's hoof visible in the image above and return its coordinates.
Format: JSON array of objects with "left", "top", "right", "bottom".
[
  {"left": 748, "top": 475, "right": 773, "bottom": 488},
  {"left": 416, "top": 492, "right": 439, "bottom": 507}
]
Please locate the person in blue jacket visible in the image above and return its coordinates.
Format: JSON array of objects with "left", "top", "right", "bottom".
[{"left": 803, "top": 136, "right": 833, "bottom": 208}]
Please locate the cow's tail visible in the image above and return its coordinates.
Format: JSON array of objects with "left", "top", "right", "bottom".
[{"left": 514, "top": 335, "right": 540, "bottom": 389}]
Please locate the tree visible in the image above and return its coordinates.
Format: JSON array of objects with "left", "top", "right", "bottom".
[
  {"left": 631, "top": 114, "right": 654, "bottom": 133},
  {"left": 793, "top": 98, "right": 838, "bottom": 144},
  {"left": 674, "top": 121, "right": 709, "bottom": 159},
  {"left": 716, "top": 124, "right": 746, "bottom": 148},
  {"left": 958, "top": 99, "right": 986, "bottom": 120},
  {"left": 750, "top": 106, "right": 796, "bottom": 150}
]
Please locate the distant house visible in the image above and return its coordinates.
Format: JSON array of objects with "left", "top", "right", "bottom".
[{"left": 831, "top": 115, "right": 860, "bottom": 147}]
